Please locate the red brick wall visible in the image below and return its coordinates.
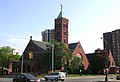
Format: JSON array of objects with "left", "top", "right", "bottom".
[
  {"left": 72, "top": 42, "right": 89, "bottom": 70},
  {"left": 108, "top": 50, "right": 115, "bottom": 66},
  {"left": 54, "top": 18, "right": 69, "bottom": 48}
]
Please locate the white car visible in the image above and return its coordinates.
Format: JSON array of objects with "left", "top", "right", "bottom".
[{"left": 45, "top": 72, "right": 66, "bottom": 81}]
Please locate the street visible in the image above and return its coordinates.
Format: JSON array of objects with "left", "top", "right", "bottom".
[
  {"left": 41, "top": 75, "right": 119, "bottom": 82},
  {"left": 0, "top": 75, "right": 119, "bottom": 82}
]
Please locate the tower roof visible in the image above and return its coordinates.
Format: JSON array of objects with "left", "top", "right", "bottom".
[
  {"left": 57, "top": 5, "right": 63, "bottom": 18},
  {"left": 69, "top": 42, "right": 78, "bottom": 50}
]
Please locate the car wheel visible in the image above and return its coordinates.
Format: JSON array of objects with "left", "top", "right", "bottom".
[
  {"left": 51, "top": 79, "right": 53, "bottom": 81},
  {"left": 55, "top": 78, "right": 58, "bottom": 81},
  {"left": 61, "top": 79, "right": 64, "bottom": 81},
  {"left": 45, "top": 78, "right": 48, "bottom": 81},
  {"left": 13, "top": 80, "right": 16, "bottom": 82},
  {"left": 117, "top": 78, "right": 120, "bottom": 80}
]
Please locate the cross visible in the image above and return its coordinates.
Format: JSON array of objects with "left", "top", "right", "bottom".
[{"left": 60, "top": 4, "right": 63, "bottom": 11}]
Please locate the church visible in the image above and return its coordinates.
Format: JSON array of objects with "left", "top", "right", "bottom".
[
  {"left": 12, "top": 6, "right": 115, "bottom": 75},
  {"left": 12, "top": 6, "right": 89, "bottom": 75}
]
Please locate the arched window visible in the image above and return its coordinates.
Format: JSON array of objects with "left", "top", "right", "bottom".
[
  {"left": 76, "top": 53, "right": 83, "bottom": 61},
  {"left": 29, "top": 52, "right": 33, "bottom": 59}
]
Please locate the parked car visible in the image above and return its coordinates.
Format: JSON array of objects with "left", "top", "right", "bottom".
[
  {"left": 45, "top": 72, "right": 66, "bottom": 81},
  {"left": 13, "top": 73, "right": 40, "bottom": 82},
  {"left": 116, "top": 74, "right": 120, "bottom": 80}
]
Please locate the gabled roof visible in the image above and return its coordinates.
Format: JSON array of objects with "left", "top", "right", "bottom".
[
  {"left": 23, "top": 38, "right": 48, "bottom": 54},
  {"left": 33, "top": 40, "right": 47, "bottom": 50},
  {"left": 68, "top": 42, "right": 78, "bottom": 50},
  {"left": 85, "top": 53, "right": 94, "bottom": 63},
  {"left": 69, "top": 41, "right": 89, "bottom": 70},
  {"left": 32, "top": 40, "right": 47, "bottom": 52}
]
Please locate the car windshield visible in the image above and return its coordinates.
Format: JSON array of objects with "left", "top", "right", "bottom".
[
  {"left": 49, "top": 72, "right": 59, "bottom": 75},
  {"left": 24, "top": 74, "right": 35, "bottom": 79}
]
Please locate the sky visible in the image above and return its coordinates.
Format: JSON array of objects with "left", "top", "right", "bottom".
[{"left": 0, "top": 0, "right": 120, "bottom": 54}]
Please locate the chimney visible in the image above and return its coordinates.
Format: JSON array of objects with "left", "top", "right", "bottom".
[{"left": 30, "top": 36, "right": 32, "bottom": 40}]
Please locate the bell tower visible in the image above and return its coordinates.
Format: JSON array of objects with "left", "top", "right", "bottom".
[{"left": 54, "top": 5, "right": 69, "bottom": 47}]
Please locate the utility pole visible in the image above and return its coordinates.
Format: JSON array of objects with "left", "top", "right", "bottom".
[
  {"left": 52, "top": 44, "right": 54, "bottom": 72},
  {"left": 21, "top": 54, "right": 23, "bottom": 73}
]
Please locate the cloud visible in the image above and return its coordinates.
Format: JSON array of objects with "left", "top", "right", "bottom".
[
  {"left": 8, "top": 38, "right": 29, "bottom": 43},
  {"left": 8, "top": 37, "right": 29, "bottom": 47},
  {"left": 0, "top": 35, "right": 41, "bottom": 53},
  {"left": 0, "top": 35, "right": 29, "bottom": 54}
]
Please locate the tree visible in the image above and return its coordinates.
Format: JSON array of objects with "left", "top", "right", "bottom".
[
  {"left": 68, "top": 56, "right": 83, "bottom": 73},
  {"left": 89, "top": 49, "right": 110, "bottom": 74},
  {"left": 0, "top": 46, "right": 20, "bottom": 73},
  {"left": 54, "top": 41, "right": 72, "bottom": 70},
  {"left": 44, "top": 40, "right": 72, "bottom": 71}
]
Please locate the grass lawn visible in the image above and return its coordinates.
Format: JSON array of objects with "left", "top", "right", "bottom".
[
  {"left": 36, "top": 74, "right": 96, "bottom": 78},
  {"left": 37, "top": 74, "right": 46, "bottom": 78},
  {"left": 36, "top": 73, "right": 116, "bottom": 78},
  {"left": 67, "top": 74, "right": 81, "bottom": 77}
]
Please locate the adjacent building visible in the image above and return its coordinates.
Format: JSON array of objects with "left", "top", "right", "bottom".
[
  {"left": 103, "top": 32, "right": 112, "bottom": 52},
  {"left": 86, "top": 48, "right": 115, "bottom": 73},
  {"left": 12, "top": 36, "right": 48, "bottom": 74},
  {"left": 41, "top": 29, "right": 54, "bottom": 42},
  {"left": 103, "top": 29, "right": 120, "bottom": 66}
]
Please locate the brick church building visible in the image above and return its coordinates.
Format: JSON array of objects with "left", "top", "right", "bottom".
[
  {"left": 12, "top": 7, "right": 89, "bottom": 74},
  {"left": 12, "top": 6, "right": 115, "bottom": 74}
]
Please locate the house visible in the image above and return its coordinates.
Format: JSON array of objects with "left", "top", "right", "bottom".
[{"left": 12, "top": 36, "right": 48, "bottom": 74}]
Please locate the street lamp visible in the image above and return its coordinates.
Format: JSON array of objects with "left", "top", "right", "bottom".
[
  {"left": 105, "top": 68, "right": 109, "bottom": 81},
  {"left": 79, "top": 70, "right": 82, "bottom": 76},
  {"left": 51, "top": 44, "right": 54, "bottom": 72},
  {"left": 101, "top": 37, "right": 109, "bottom": 81},
  {"left": 21, "top": 54, "right": 23, "bottom": 73}
]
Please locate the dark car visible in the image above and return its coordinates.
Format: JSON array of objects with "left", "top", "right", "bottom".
[
  {"left": 116, "top": 74, "right": 120, "bottom": 80},
  {"left": 13, "top": 73, "right": 40, "bottom": 82}
]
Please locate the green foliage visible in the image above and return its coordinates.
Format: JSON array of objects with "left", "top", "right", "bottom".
[
  {"left": 0, "top": 46, "right": 20, "bottom": 68},
  {"left": 43, "top": 45, "right": 52, "bottom": 70},
  {"left": 68, "top": 56, "right": 83, "bottom": 74},
  {"left": 54, "top": 41, "right": 72, "bottom": 70},
  {"left": 44, "top": 40, "right": 72, "bottom": 71},
  {"left": 89, "top": 49, "right": 110, "bottom": 74}
]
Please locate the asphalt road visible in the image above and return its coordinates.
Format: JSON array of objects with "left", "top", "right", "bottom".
[
  {"left": 41, "top": 75, "right": 119, "bottom": 82},
  {"left": 0, "top": 75, "right": 119, "bottom": 82}
]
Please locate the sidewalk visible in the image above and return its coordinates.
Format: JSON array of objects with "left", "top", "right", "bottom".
[
  {"left": 0, "top": 78, "right": 13, "bottom": 82},
  {"left": 0, "top": 74, "right": 119, "bottom": 82},
  {"left": 66, "top": 75, "right": 118, "bottom": 81}
]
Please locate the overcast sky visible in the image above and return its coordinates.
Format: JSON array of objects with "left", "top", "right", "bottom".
[{"left": 0, "top": 0, "right": 120, "bottom": 54}]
